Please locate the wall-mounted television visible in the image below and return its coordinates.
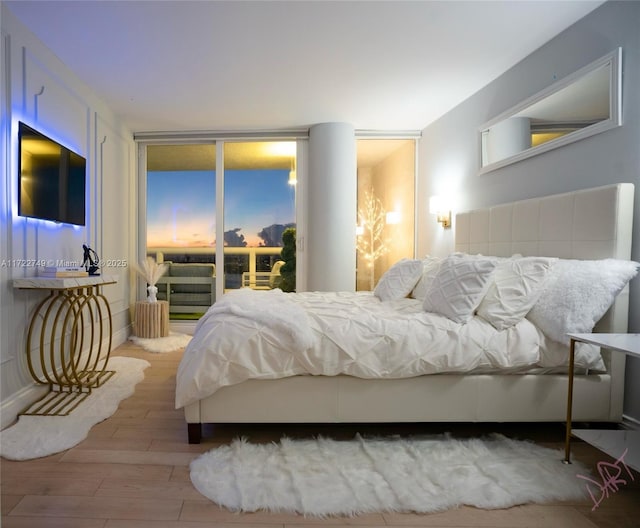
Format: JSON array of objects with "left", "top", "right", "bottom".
[{"left": 18, "top": 122, "right": 86, "bottom": 226}]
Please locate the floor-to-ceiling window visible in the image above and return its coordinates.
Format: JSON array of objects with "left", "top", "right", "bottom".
[
  {"left": 222, "top": 141, "right": 297, "bottom": 292},
  {"left": 356, "top": 139, "right": 416, "bottom": 291},
  {"left": 143, "top": 139, "right": 297, "bottom": 318},
  {"left": 146, "top": 143, "right": 216, "bottom": 266}
]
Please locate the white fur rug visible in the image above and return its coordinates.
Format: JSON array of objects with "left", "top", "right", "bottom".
[
  {"left": 129, "top": 332, "right": 191, "bottom": 353},
  {"left": 190, "top": 434, "right": 588, "bottom": 516},
  {"left": 0, "top": 356, "right": 149, "bottom": 460}
]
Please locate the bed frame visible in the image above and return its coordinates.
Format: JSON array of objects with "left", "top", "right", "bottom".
[{"left": 184, "top": 183, "right": 635, "bottom": 443}]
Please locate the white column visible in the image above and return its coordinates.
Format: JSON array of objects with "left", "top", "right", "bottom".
[{"left": 307, "top": 123, "right": 356, "bottom": 292}]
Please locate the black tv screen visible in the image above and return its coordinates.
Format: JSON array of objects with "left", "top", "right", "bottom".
[{"left": 18, "top": 122, "right": 86, "bottom": 226}]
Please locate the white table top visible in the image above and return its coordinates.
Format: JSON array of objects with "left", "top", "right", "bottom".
[
  {"left": 572, "top": 429, "right": 640, "bottom": 473},
  {"left": 568, "top": 333, "right": 640, "bottom": 358},
  {"left": 13, "top": 275, "right": 118, "bottom": 290}
]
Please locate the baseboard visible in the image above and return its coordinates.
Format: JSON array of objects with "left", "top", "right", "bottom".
[
  {"left": 113, "top": 325, "right": 130, "bottom": 348},
  {"left": 621, "top": 414, "right": 640, "bottom": 430},
  {"left": 1, "top": 383, "right": 49, "bottom": 430}
]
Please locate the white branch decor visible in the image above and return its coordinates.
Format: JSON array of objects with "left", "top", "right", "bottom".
[
  {"left": 356, "top": 191, "right": 389, "bottom": 290},
  {"left": 134, "top": 257, "right": 168, "bottom": 302}
]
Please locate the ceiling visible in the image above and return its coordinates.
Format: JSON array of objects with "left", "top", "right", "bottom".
[{"left": 5, "top": 0, "right": 604, "bottom": 135}]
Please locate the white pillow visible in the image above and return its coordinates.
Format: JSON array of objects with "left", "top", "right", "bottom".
[
  {"left": 410, "top": 256, "right": 442, "bottom": 300},
  {"left": 374, "top": 258, "right": 423, "bottom": 301},
  {"left": 477, "top": 256, "right": 557, "bottom": 330},
  {"left": 527, "top": 258, "right": 639, "bottom": 344},
  {"left": 422, "top": 254, "right": 498, "bottom": 323}
]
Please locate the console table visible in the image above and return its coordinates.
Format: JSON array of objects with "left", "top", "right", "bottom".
[
  {"left": 13, "top": 275, "right": 118, "bottom": 416},
  {"left": 564, "top": 333, "right": 640, "bottom": 472}
]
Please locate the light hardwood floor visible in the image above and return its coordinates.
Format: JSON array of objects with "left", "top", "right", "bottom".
[{"left": 2, "top": 340, "right": 639, "bottom": 528}]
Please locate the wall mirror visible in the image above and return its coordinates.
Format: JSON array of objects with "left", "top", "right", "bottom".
[{"left": 479, "top": 48, "right": 622, "bottom": 174}]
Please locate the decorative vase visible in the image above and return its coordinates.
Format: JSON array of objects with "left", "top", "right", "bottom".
[{"left": 147, "top": 285, "right": 158, "bottom": 303}]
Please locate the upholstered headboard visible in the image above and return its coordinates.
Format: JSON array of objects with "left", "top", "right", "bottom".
[
  {"left": 455, "top": 184, "right": 634, "bottom": 260},
  {"left": 455, "top": 183, "right": 635, "bottom": 335}
]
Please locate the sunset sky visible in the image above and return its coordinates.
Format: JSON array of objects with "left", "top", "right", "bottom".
[{"left": 146, "top": 169, "right": 295, "bottom": 248}]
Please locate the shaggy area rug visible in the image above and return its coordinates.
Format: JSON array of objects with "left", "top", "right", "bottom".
[
  {"left": 190, "top": 434, "right": 588, "bottom": 516},
  {"left": 129, "top": 332, "right": 191, "bottom": 353},
  {"left": 0, "top": 356, "right": 149, "bottom": 460}
]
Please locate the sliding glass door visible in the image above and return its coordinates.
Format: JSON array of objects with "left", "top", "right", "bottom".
[
  {"left": 222, "top": 141, "right": 297, "bottom": 293},
  {"left": 143, "top": 139, "right": 297, "bottom": 318},
  {"left": 145, "top": 144, "right": 216, "bottom": 319},
  {"left": 356, "top": 139, "right": 416, "bottom": 291},
  {"left": 146, "top": 143, "right": 216, "bottom": 266}
]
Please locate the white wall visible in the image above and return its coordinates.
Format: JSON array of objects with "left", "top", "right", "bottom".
[
  {"left": 417, "top": 1, "right": 640, "bottom": 422},
  {"left": 0, "top": 5, "right": 135, "bottom": 427}
]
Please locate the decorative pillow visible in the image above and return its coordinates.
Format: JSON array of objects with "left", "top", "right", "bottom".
[
  {"left": 476, "top": 256, "right": 557, "bottom": 330},
  {"left": 410, "top": 256, "right": 442, "bottom": 300},
  {"left": 374, "top": 258, "right": 423, "bottom": 301},
  {"left": 527, "top": 258, "right": 639, "bottom": 344},
  {"left": 422, "top": 254, "right": 498, "bottom": 323}
]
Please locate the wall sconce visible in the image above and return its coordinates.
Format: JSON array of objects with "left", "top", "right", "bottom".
[
  {"left": 429, "top": 195, "right": 452, "bottom": 228},
  {"left": 385, "top": 211, "right": 401, "bottom": 225}
]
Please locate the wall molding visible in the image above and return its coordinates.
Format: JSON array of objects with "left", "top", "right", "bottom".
[{"left": 0, "top": 383, "right": 49, "bottom": 430}]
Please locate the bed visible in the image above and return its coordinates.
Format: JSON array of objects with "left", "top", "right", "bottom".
[{"left": 177, "top": 183, "right": 636, "bottom": 444}]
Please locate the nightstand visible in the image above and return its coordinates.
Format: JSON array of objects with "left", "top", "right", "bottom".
[{"left": 564, "top": 333, "right": 640, "bottom": 471}]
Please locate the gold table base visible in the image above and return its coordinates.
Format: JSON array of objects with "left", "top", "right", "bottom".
[
  {"left": 18, "top": 280, "right": 115, "bottom": 417},
  {"left": 21, "top": 370, "right": 116, "bottom": 416}
]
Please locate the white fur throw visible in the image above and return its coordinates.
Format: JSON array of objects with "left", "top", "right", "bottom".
[{"left": 527, "top": 258, "right": 639, "bottom": 344}]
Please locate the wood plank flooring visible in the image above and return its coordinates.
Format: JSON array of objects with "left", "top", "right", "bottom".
[{"left": 2, "top": 341, "right": 639, "bottom": 527}]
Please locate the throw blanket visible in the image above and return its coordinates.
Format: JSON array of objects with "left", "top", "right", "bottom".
[{"left": 175, "top": 290, "right": 604, "bottom": 409}]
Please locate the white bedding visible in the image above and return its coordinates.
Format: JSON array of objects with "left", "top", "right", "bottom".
[{"left": 175, "top": 289, "right": 604, "bottom": 409}]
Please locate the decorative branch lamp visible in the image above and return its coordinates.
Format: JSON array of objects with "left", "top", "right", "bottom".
[
  {"left": 429, "top": 196, "right": 452, "bottom": 228},
  {"left": 356, "top": 191, "right": 390, "bottom": 290}
]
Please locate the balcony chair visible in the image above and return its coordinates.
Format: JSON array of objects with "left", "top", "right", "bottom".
[
  {"left": 156, "top": 263, "right": 216, "bottom": 313},
  {"left": 241, "top": 260, "right": 284, "bottom": 290}
]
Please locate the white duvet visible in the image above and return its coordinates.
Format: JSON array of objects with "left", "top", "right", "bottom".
[{"left": 175, "top": 289, "right": 603, "bottom": 409}]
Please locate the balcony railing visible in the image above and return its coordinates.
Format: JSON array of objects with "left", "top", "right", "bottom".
[{"left": 147, "top": 246, "right": 284, "bottom": 291}]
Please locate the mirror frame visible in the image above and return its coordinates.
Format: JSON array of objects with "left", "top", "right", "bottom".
[{"left": 479, "top": 48, "right": 622, "bottom": 175}]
